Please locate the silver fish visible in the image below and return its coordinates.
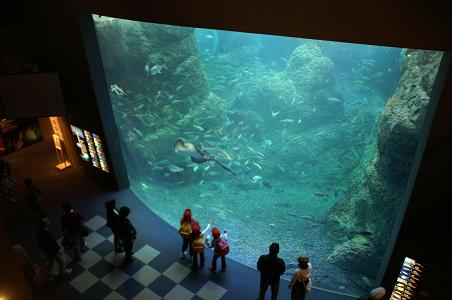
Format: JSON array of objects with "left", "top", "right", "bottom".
[
  {"left": 150, "top": 64, "right": 166, "bottom": 75},
  {"left": 193, "top": 125, "right": 205, "bottom": 131},
  {"left": 133, "top": 128, "right": 143, "bottom": 137},
  {"left": 253, "top": 162, "right": 262, "bottom": 170}
]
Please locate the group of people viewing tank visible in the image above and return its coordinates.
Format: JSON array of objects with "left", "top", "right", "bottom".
[
  {"left": 1, "top": 153, "right": 385, "bottom": 299},
  {"left": 175, "top": 207, "right": 386, "bottom": 300},
  {"left": 177, "top": 207, "right": 312, "bottom": 300},
  {"left": 178, "top": 208, "right": 228, "bottom": 272}
]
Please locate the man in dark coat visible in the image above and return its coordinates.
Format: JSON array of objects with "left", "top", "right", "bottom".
[
  {"left": 105, "top": 199, "right": 123, "bottom": 253},
  {"left": 117, "top": 206, "right": 136, "bottom": 263},
  {"left": 61, "top": 201, "right": 85, "bottom": 262},
  {"left": 257, "top": 242, "right": 286, "bottom": 300}
]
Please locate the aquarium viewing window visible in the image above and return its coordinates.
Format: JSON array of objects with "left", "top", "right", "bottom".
[{"left": 91, "top": 15, "right": 444, "bottom": 296}]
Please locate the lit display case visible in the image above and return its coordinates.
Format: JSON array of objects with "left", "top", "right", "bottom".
[
  {"left": 70, "top": 125, "right": 90, "bottom": 162},
  {"left": 70, "top": 124, "right": 110, "bottom": 173},
  {"left": 83, "top": 130, "right": 100, "bottom": 168},
  {"left": 390, "top": 257, "right": 425, "bottom": 300},
  {"left": 92, "top": 132, "right": 109, "bottom": 173}
]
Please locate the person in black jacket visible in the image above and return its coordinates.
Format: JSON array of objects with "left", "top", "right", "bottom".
[
  {"left": 36, "top": 218, "right": 71, "bottom": 280},
  {"left": 117, "top": 206, "right": 136, "bottom": 263},
  {"left": 105, "top": 199, "right": 123, "bottom": 253},
  {"left": 61, "top": 201, "right": 85, "bottom": 262},
  {"left": 257, "top": 243, "right": 286, "bottom": 300}
]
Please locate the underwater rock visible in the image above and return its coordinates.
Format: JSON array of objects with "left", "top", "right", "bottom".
[
  {"left": 376, "top": 50, "right": 443, "bottom": 185},
  {"left": 174, "top": 55, "right": 209, "bottom": 99},
  {"left": 326, "top": 50, "right": 443, "bottom": 276},
  {"left": 255, "top": 72, "right": 298, "bottom": 108},
  {"left": 286, "top": 43, "right": 336, "bottom": 93},
  {"left": 285, "top": 43, "right": 343, "bottom": 121},
  {"left": 327, "top": 235, "right": 380, "bottom": 277},
  {"left": 94, "top": 18, "right": 208, "bottom": 98}
]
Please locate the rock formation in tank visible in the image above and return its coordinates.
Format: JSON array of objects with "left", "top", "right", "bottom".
[{"left": 326, "top": 50, "right": 442, "bottom": 279}]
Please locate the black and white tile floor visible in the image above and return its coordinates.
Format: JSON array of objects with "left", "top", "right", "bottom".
[{"left": 57, "top": 215, "right": 227, "bottom": 300}]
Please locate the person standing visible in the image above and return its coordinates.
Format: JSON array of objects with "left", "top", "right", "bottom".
[
  {"left": 61, "top": 201, "right": 85, "bottom": 262},
  {"left": 1, "top": 160, "right": 16, "bottom": 203},
  {"left": 288, "top": 256, "right": 312, "bottom": 300},
  {"left": 105, "top": 199, "right": 123, "bottom": 253},
  {"left": 179, "top": 208, "right": 196, "bottom": 260},
  {"left": 24, "top": 178, "right": 45, "bottom": 217},
  {"left": 37, "top": 218, "right": 72, "bottom": 280},
  {"left": 257, "top": 243, "right": 286, "bottom": 300},
  {"left": 117, "top": 206, "right": 136, "bottom": 263},
  {"left": 190, "top": 220, "right": 211, "bottom": 271},
  {"left": 208, "top": 227, "right": 228, "bottom": 273}
]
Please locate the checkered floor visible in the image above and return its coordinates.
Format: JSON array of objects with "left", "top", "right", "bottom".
[{"left": 57, "top": 215, "right": 228, "bottom": 300}]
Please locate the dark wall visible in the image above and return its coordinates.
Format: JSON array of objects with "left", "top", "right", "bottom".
[
  {"left": 3, "top": 0, "right": 128, "bottom": 188},
  {"left": 77, "top": 1, "right": 452, "bottom": 51},
  {"left": 3, "top": 0, "right": 452, "bottom": 297}
]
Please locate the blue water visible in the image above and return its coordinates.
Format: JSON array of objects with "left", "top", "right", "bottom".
[{"left": 93, "top": 16, "right": 411, "bottom": 296}]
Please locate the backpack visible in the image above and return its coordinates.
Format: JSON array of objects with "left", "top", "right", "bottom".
[
  {"left": 217, "top": 238, "right": 229, "bottom": 256},
  {"left": 192, "top": 234, "right": 205, "bottom": 254},
  {"left": 179, "top": 221, "right": 192, "bottom": 238}
]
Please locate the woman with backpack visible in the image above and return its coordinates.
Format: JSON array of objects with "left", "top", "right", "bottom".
[
  {"left": 208, "top": 227, "right": 229, "bottom": 273},
  {"left": 190, "top": 220, "right": 211, "bottom": 271},
  {"left": 179, "top": 208, "right": 196, "bottom": 260},
  {"left": 288, "top": 256, "right": 312, "bottom": 300}
]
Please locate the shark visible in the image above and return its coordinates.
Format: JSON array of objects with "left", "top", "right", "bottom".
[{"left": 174, "top": 139, "right": 236, "bottom": 175}]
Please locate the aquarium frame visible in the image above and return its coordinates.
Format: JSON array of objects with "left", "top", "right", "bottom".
[
  {"left": 376, "top": 53, "right": 451, "bottom": 284},
  {"left": 79, "top": 14, "right": 129, "bottom": 189},
  {"left": 80, "top": 12, "right": 451, "bottom": 294}
]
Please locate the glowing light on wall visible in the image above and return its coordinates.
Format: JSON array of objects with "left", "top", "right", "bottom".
[
  {"left": 390, "top": 257, "right": 425, "bottom": 299},
  {"left": 70, "top": 124, "right": 110, "bottom": 173}
]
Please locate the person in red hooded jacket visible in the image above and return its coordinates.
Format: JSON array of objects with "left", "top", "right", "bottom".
[
  {"left": 178, "top": 208, "right": 197, "bottom": 259},
  {"left": 189, "top": 220, "right": 211, "bottom": 271},
  {"left": 208, "top": 227, "right": 227, "bottom": 272}
]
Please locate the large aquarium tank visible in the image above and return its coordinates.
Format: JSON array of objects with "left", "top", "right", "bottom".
[{"left": 92, "top": 15, "right": 443, "bottom": 296}]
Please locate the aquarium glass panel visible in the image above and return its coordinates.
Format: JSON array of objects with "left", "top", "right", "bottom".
[{"left": 92, "top": 15, "right": 443, "bottom": 296}]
